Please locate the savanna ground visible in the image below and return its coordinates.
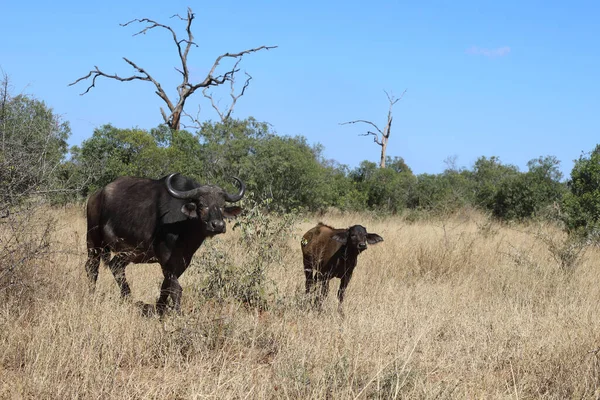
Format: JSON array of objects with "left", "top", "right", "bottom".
[{"left": 2, "top": 205, "right": 600, "bottom": 399}]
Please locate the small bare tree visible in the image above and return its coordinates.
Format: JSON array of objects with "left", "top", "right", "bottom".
[
  {"left": 341, "top": 89, "right": 406, "bottom": 168},
  {"left": 69, "top": 8, "right": 276, "bottom": 131}
]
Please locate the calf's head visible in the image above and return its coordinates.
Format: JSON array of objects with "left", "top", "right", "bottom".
[
  {"left": 166, "top": 174, "right": 245, "bottom": 233},
  {"left": 332, "top": 225, "right": 383, "bottom": 252}
]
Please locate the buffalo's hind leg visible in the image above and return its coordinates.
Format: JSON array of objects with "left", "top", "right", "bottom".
[
  {"left": 303, "top": 255, "right": 315, "bottom": 294},
  {"left": 85, "top": 248, "right": 102, "bottom": 290},
  {"left": 314, "top": 272, "right": 330, "bottom": 310},
  {"left": 108, "top": 255, "right": 131, "bottom": 298},
  {"left": 85, "top": 224, "right": 107, "bottom": 291}
]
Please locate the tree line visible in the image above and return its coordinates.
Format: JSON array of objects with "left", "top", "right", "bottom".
[{"left": 2, "top": 72, "right": 600, "bottom": 240}]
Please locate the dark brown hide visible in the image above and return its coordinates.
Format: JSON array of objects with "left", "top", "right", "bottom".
[
  {"left": 301, "top": 223, "right": 383, "bottom": 313},
  {"left": 85, "top": 173, "right": 244, "bottom": 314}
]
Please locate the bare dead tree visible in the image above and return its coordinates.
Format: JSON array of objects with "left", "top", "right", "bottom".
[
  {"left": 340, "top": 89, "right": 407, "bottom": 168},
  {"left": 69, "top": 8, "right": 277, "bottom": 131}
]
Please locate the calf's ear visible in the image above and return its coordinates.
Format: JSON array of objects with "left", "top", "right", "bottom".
[
  {"left": 181, "top": 202, "right": 198, "bottom": 219},
  {"left": 223, "top": 206, "right": 243, "bottom": 219},
  {"left": 366, "top": 233, "right": 383, "bottom": 244},
  {"left": 331, "top": 232, "right": 348, "bottom": 244}
]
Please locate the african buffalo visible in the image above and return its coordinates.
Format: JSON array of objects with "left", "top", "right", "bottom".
[
  {"left": 85, "top": 173, "right": 244, "bottom": 314},
  {"left": 301, "top": 223, "right": 383, "bottom": 313}
]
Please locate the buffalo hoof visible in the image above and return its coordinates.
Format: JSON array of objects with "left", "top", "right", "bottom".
[{"left": 135, "top": 301, "right": 157, "bottom": 317}]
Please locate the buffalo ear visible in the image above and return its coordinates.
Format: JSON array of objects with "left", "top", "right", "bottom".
[
  {"left": 181, "top": 202, "right": 198, "bottom": 219},
  {"left": 331, "top": 232, "right": 348, "bottom": 244},
  {"left": 366, "top": 233, "right": 383, "bottom": 244},
  {"left": 223, "top": 206, "right": 243, "bottom": 219}
]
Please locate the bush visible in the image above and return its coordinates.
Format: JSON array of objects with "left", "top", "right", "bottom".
[
  {"left": 470, "top": 156, "right": 519, "bottom": 211},
  {"left": 493, "top": 156, "right": 565, "bottom": 221},
  {"left": 0, "top": 74, "right": 71, "bottom": 210},
  {"left": 349, "top": 159, "right": 415, "bottom": 213},
  {"left": 71, "top": 119, "right": 339, "bottom": 212},
  {"left": 562, "top": 145, "right": 600, "bottom": 237},
  {"left": 244, "top": 136, "right": 332, "bottom": 212},
  {"left": 407, "top": 172, "right": 470, "bottom": 214},
  {"left": 0, "top": 209, "right": 56, "bottom": 313},
  {"left": 193, "top": 198, "right": 298, "bottom": 310},
  {"left": 0, "top": 74, "right": 69, "bottom": 312}
]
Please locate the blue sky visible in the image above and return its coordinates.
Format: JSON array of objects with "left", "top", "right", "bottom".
[{"left": 2, "top": 0, "right": 599, "bottom": 177}]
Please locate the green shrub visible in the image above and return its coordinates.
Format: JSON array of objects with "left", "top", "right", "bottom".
[
  {"left": 193, "top": 198, "right": 298, "bottom": 310},
  {"left": 493, "top": 156, "right": 565, "bottom": 221},
  {"left": 562, "top": 145, "right": 600, "bottom": 237}
]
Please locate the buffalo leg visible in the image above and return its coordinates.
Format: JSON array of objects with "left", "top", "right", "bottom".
[
  {"left": 314, "top": 273, "right": 330, "bottom": 309},
  {"left": 84, "top": 249, "right": 101, "bottom": 289},
  {"left": 108, "top": 255, "right": 131, "bottom": 298},
  {"left": 169, "top": 276, "right": 183, "bottom": 312},
  {"left": 156, "top": 272, "right": 183, "bottom": 315},
  {"left": 303, "top": 256, "right": 315, "bottom": 293},
  {"left": 85, "top": 226, "right": 103, "bottom": 289},
  {"left": 156, "top": 277, "right": 170, "bottom": 315},
  {"left": 337, "top": 271, "right": 353, "bottom": 316}
]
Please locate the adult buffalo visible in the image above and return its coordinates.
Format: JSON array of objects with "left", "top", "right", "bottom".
[
  {"left": 85, "top": 173, "right": 244, "bottom": 314},
  {"left": 301, "top": 223, "right": 383, "bottom": 313}
]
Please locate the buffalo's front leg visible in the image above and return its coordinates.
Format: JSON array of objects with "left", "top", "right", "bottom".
[
  {"left": 337, "top": 271, "right": 354, "bottom": 317},
  {"left": 156, "top": 272, "right": 182, "bottom": 315}
]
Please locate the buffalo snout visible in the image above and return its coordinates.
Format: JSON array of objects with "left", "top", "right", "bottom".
[{"left": 207, "top": 219, "right": 226, "bottom": 233}]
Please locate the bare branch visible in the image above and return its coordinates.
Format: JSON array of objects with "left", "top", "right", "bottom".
[
  {"left": 225, "top": 72, "right": 252, "bottom": 120},
  {"left": 120, "top": 12, "right": 196, "bottom": 49},
  {"left": 384, "top": 90, "right": 398, "bottom": 105},
  {"left": 122, "top": 58, "right": 175, "bottom": 110},
  {"left": 192, "top": 45, "right": 277, "bottom": 91},
  {"left": 202, "top": 87, "right": 225, "bottom": 122},
  {"left": 398, "top": 88, "right": 407, "bottom": 101},
  {"left": 359, "top": 131, "right": 383, "bottom": 146},
  {"left": 121, "top": 8, "right": 197, "bottom": 93},
  {"left": 170, "top": 13, "right": 187, "bottom": 21},
  {"left": 159, "top": 107, "right": 169, "bottom": 125},
  {"left": 68, "top": 65, "right": 146, "bottom": 95},
  {"left": 339, "top": 119, "right": 384, "bottom": 135},
  {"left": 181, "top": 104, "right": 203, "bottom": 130},
  {"left": 202, "top": 56, "right": 254, "bottom": 123},
  {"left": 384, "top": 89, "right": 407, "bottom": 105}
]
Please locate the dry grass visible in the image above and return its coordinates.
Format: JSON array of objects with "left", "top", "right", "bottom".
[{"left": 2, "top": 205, "right": 600, "bottom": 399}]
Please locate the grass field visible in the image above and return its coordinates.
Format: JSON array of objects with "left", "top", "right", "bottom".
[{"left": 2, "top": 205, "right": 600, "bottom": 398}]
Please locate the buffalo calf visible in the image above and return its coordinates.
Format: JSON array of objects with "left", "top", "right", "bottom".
[{"left": 301, "top": 223, "right": 383, "bottom": 313}]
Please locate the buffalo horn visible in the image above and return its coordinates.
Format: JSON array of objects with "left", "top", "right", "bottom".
[
  {"left": 165, "top": 173, "right": 211, "bottom": 200},
  {"left": 223, "top": 177, "right": 245, "bottom": 202}
]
